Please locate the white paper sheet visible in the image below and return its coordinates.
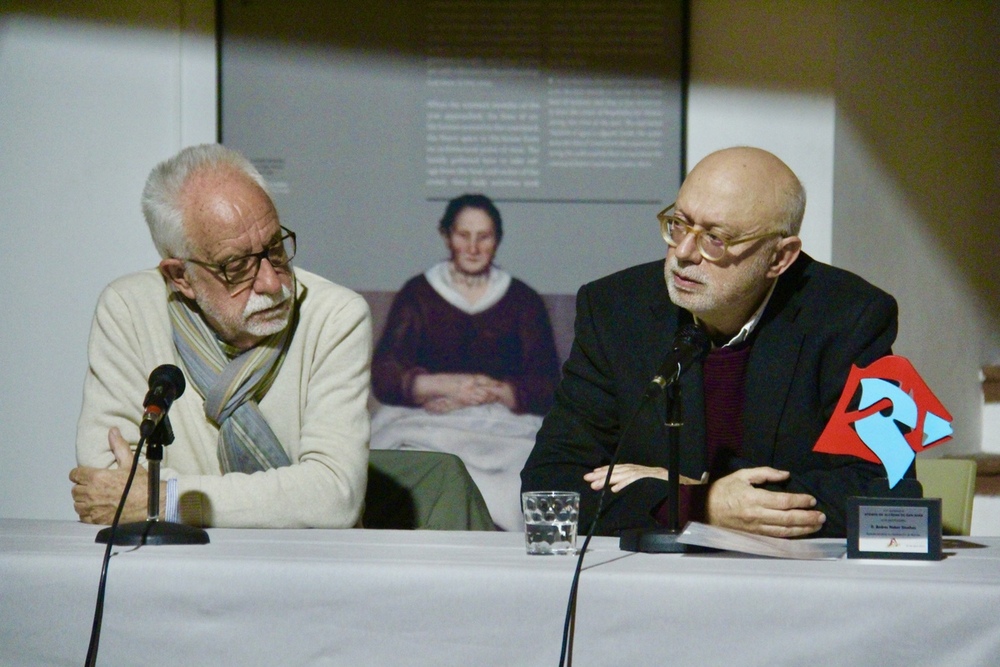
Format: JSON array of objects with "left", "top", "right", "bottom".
[{"left": 677, "top": 521, "right": 847, "bottom": 560}]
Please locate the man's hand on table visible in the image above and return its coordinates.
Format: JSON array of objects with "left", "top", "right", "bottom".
[
  {"left": 69, "top": 427, "right": 164, "bottom": 524},
  {"left": 706, "top": 467, "right": 825, "bottom": 538}
]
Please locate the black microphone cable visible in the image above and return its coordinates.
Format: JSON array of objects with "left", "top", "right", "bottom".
[
  {"left": 557, "top": 394, "right": 653, "bottom": 667},
  {"left": 557, "top": 323, "right": 709, "bottom": 666},
  {"left": 83, "top": 433, "right": 148, "bottom": 667}
]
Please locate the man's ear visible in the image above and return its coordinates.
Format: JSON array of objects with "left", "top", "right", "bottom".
[
  {"left": 766, "top": 236, "right": 802, "bottom": 279},
  {"left": 159, "top": 258, "right": 196, "bottom": 300}
]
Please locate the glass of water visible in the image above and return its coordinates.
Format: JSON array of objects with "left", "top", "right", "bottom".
[{"left": 521, "top": 491, "right": 580, "bottom": 555}]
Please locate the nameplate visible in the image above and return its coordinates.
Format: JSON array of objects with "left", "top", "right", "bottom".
[{"left": 846, "top": 497, "right": 942, "bottom": 560}]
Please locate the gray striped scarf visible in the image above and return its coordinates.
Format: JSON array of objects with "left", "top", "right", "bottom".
[{"left": 167, "top": 286, "right": 296, "bottom": 473}]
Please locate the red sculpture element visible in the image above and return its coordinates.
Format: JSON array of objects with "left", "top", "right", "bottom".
[{"left": 813, "top": 355, "right": 953, "bottom": 464}]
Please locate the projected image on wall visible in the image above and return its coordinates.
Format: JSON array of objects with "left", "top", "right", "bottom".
[
  {"left": 221, "top": 0, "right": 685, "bottom": 529},
  {"left": 221, "top": 0, "right": 684, "bottom": 295}
]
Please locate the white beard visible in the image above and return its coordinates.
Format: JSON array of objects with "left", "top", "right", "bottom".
[
  {"left": 665, "top": 249, "right": 772, "bottom": 322},
  {"left": 241, "top": 284, "right": 293, "bottom": 337},
  {"left": 196, "top": 282, "right": 293, "bottom": 343}
]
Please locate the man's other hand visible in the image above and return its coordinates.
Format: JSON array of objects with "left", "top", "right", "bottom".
[
  {"left": 706, "top": 467, "right": 825, "bottom": 538},
  {"left": 584, "top": 464, "right": 705, "bottom": 493}
]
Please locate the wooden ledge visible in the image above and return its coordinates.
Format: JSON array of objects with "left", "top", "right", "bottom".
[{"left": 984, "top": 366, "right": 1000, "bottom": 403}]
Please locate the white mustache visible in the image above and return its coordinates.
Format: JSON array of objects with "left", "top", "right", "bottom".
[{"left": 243, "top": 284, "right": 292, "bottom": 317}]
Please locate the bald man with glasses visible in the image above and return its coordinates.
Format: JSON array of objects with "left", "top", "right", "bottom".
[
  {"left": 70, "top": 144, "right": 372, "bottom": 528},
  {"left": 521, "top": 146, "right": 900, "bottom": 539}
]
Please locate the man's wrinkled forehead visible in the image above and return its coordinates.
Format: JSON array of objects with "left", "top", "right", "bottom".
[{"left": 182, "top": 170, "right": 280, "bottom": 257}]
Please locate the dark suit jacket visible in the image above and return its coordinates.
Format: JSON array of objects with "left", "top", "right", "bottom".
[{"left": 521, "top": 253, "right": 899, "bottom": 537}]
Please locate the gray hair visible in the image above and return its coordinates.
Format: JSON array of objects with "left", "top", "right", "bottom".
[
  {"left": 141, "top": 144, "right": 269, "bottom": 258},
  {"left": 779, "top": 177, "right": 807, "bottom": 236}
]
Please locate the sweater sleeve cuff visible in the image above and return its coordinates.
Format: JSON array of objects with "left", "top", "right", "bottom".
[{"left": 165, "top": 477, "right": 180, "bottom": 523}]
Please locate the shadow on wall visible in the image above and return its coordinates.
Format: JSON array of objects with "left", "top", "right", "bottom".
[
  {"left": 691, "top": 0, "right": 999, "bottom": 361},
  {"left": 830, "top": 3, "right": 999, "bottom": 456},
  {"left": 831, "top": 3, "right": 1000, "bottom": 352}
]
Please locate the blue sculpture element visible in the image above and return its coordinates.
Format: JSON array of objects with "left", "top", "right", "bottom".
[
  {"left": 853, "top": 379, "right": 917, "bottom": 488},
  {"left": 813, "top": 355, "right": 954, "bottom": 488},
  {"left": 922, "top": 411, "right": 953, "bottom": 447}
]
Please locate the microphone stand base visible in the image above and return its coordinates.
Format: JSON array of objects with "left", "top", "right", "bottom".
[
  {"left": 96, "top": 520, "right": 209, "bottom": 546},
  {"left": 619, "top": 527, "right": 715, "bottom": 554}
]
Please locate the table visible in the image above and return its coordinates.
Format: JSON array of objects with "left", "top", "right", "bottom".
[{"left": 2, "top": 520, "right": 999, "bottom": 666}]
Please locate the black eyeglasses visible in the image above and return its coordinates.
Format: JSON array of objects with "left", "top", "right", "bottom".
[{"left": 184, "top": 226, "right": 296, "bottom": 289}]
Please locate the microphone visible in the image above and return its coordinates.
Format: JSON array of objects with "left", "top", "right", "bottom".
[
  {"left": 646, "top": 323, "right": 711, "bottom": 396},
  {"left": 139, "top": 364, "right": 186, "bottom": 438}
]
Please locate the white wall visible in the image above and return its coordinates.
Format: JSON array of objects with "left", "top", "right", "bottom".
[{"left": 0, "top": 0, "right": 215, "bottom": 520}]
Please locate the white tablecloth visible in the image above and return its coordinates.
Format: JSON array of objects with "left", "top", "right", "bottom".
[{"left": 2, "top": 520, "right": 999, "bottom": 666}]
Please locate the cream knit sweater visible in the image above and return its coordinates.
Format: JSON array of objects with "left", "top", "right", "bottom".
[{"left": 76, "top": 268, "right": 371, "bottom": 528}]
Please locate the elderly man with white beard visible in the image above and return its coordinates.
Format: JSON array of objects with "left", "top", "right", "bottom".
[
  {"left": 522, "top": 146, "right": 903, "bottom": 539},
  {"left": 70, "top": 144, "right": 372, "bottom": 528}
]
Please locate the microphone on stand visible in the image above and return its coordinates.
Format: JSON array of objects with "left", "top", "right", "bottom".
[
  {"left": 87, "top": 365, "right": 206, "bottom": 667},
  {"left": 95, "top": 364, "right": 207, "bottom": 547},
  {"left": 558, "top": 323, "right": 712, "bottom": 665},
  {"left": 140, "top": 364, "right": 186, "bottom": 438},
  {"left": 646, "top": 323, "right": 711, "bottom": 396},
  {"left": 621, "top": 323, "right": 711, "bottom": 553}
]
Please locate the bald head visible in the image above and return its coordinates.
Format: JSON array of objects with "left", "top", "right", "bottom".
[
  {"left": 678, "top": 147, "right": 805, "bottom": 236},
  {"left": 665, "top": 147, "right": 805, "bottom": 339}
]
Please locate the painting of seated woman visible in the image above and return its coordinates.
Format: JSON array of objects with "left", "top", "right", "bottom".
[{"left": 370, "top": 194, "right": 561, "bottom": 530}]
